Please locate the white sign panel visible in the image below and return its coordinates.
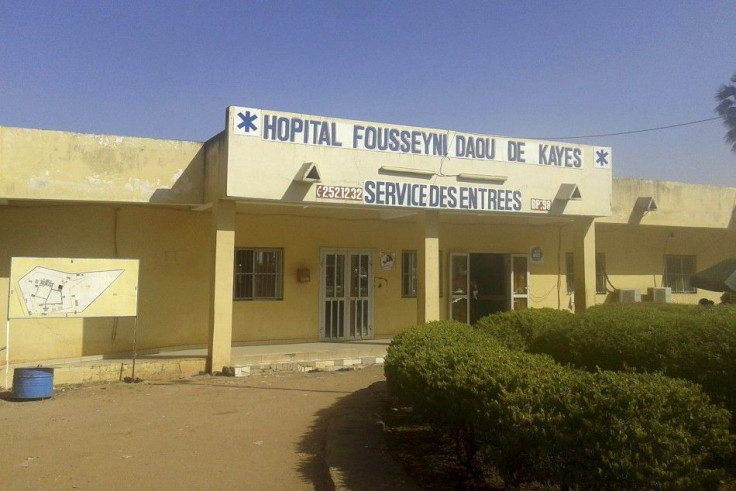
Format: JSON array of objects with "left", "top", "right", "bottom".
[
  {"left": 8, "top": 257, "right": 140, "bottom": 319},
  {"left": 226, "top": 106, "right": 613, "bottom": 217},
  {"left": 232, "top": 106, "right": 612, "bottom": 169}
]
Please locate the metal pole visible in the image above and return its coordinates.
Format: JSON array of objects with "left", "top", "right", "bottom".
[
  {"left": 4, "top": 319, "right": 9, "bottom": 390},
  {"left": 131, "top": 317, "right": 138, "bottom": 381}
]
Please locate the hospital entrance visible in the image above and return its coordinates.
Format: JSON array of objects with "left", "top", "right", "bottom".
[
  {"left": 450, "top": 253, "right": 529, "bottom": 324},
  {"left": 320, "top": 249, "right": 373, "bottom": 340}
]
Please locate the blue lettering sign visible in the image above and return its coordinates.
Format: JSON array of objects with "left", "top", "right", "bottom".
[
  {"left": 364, "top": 180, "right": 376, "bottom": 204},
  {"left": 508, "top": 141, "right": 526, "bottom": 162}
]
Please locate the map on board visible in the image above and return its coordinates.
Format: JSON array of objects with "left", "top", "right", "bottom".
[
  {"left": 18, "top": 267, "right": 124, "bottom": 316},
  {"left": 8, "top": 257, "right": 139, "bottom": 319}
]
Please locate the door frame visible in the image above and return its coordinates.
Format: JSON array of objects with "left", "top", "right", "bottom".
[
  {"left": 319, "top": 248, "right": 374, "bottom": 340},
  {"left": 449, "top": 251, "right": 528, "bottom": 323}
]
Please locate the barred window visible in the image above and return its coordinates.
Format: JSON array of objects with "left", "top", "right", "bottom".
[
  {"left": 234, "top": 248, "right": 283, "bottom": 300},
  {"left": 567, "top": 252, "right": 606, "bottom": 294},
  {"left": 402, "top": 250, "right": 417, "bottom": 298},
  {"left": 663, "top": 255, "right": 696, "bottom": 293},
  {"left": 595, "top": 253, "right": 606, "bottom": 294}
]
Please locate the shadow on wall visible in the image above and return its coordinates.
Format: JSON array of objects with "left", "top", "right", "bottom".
[
  {"left": 83, "top": 317, "right": 138, "bottom": 358},
  {"left": 601, "top": 292, "right": 619, "bottom": 304},
  {"left": 149, "top": 144, "right": 206, "bottom": 205}
]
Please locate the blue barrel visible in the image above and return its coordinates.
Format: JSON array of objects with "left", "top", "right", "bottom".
[{"left": 12, "top": 367, "right": 54, "bottom": 400}]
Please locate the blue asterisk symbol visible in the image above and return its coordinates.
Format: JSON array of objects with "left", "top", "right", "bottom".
[
  {"left": 237, "top": 111, "right": 258, "bottom": 132},
  {"left": 595, "top": 149, "right": 609, "bottom": 166}
]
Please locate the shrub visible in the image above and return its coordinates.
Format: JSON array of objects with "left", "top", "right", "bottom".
[
  {"left": 385, "top": 320, "right": 735, "bottom": 489},
  {"left": 474, "top": 308, "right": 575, "bottom": 353},
  {"left": 573, "top": 304, "right": 736, "bottom": 412},
  {"left": 476, "top": 304, "right": 736, "bottom": 415}
]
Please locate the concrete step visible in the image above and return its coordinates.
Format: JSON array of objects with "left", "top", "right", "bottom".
[
  {"left": 231, "top": 355, "right": 385, "bottom": 377},
  {"left": 2, "top": 340, "right": 391, "bottom": 386}
]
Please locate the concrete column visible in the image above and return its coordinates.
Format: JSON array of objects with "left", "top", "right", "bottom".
[
  {"left": 417, "top": 210, "right": 440, "bottom": 323},
  {"left": 206, "top": 199, "right": 235, "bottom": 373},
  {"left": 572, "top": 217, "right": 597, "bottom": 311}
]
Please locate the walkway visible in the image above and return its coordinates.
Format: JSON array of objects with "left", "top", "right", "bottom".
[{"left": 3, "top": 338, "right": 392, "bottom": 387}]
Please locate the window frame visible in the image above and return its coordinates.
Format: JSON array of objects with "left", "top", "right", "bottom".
[
  {"left": 663, "top": 255, "right": 697, "bottom": 294},
  {"left": 233, "top": 248, "right": 284, "bottom": 301},
  {"left": 565, "top": 252, "right": 574, "bottom": 294},
  {"left": 595, "top": 252, "right": 606, "bottom": 294},
  {"left": 402, "top": 250, "right": 418, "bottom": 298},
  {"left": 439, "top": 251, "right": 443, "bottom": 298},
  {"left": 566, "top": 252, "right": 606, "bottom": 294}
]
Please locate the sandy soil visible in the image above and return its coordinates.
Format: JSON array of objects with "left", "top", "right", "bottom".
[{"left": 0, "top": 365, "right": 386, "bottom": 491}]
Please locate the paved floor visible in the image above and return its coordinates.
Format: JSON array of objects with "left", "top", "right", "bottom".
[{"left": 3, "top": 338, "right": 393, "bottom": 387}]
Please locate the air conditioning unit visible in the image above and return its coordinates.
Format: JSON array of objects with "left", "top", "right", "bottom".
[
  {"left": 648, "top": 287, "right": 672, "bottom": 303},
  {"left": 618, "top": 289, "right": 641, "bottom": 303}
]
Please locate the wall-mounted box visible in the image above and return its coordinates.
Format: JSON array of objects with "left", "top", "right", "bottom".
[{"left": 297, "top": 268, "right": 311, "bottom": 283}]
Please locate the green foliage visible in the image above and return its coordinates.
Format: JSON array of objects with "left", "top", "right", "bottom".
[
  {"left": 569, "top": 304, "right": 736, "bottom": 412},
  {"left": 477, "top": 304, "right": 736, "bottom": 415},
  {"left": 474, "top": 308, "right": 577, "bottom": 363},
  {"left": 385, "top": 319, "right": 734, "bottom": 489},
  {"left": 474, "top": 308, "right": 574, "bottom": 351}
]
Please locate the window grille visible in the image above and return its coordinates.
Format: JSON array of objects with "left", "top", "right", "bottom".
[
  {"left": 233, "top": 248, "right": 283, "bottom": 300},
  {"left": 663, "top": 255, "right": 696, "bottom": 293}
]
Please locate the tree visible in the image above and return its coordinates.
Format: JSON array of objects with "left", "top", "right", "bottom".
[{"left": 715, "top": 73, "right": 736, "bottom": 153}]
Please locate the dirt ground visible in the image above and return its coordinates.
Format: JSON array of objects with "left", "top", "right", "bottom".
[{"left": 0, "top": 365, "right": 387, "bottom": 490}]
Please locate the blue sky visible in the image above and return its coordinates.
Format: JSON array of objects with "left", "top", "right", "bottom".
[{"left": 1, "top": 1, "right": 735, "bottom": 186}]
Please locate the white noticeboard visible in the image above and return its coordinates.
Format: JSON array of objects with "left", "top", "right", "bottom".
[
  {"left": 4, "top": 257, "right": 141, "bottom": 389},
  {"left": 8, "top": 257, "right": 139, "bottom": 319}
]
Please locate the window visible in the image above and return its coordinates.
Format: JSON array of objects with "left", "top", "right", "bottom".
[
  {"left": 567, "top": 252, "right": 606, "bottom": 294},
  {"left": 663, "top": 255, "right": 696, "bottom": 293},
  {"left": 233, "top": 248, "right": 283, "bottom": 300},
  {"left": 595, "top": 253, "right": 606, "bottom": 294},
  {"left": 402, "top": 250, "right": 417, "bottom": 297},
  {"left": 565, "top": 252, "right": 574, "bottom": 294}
]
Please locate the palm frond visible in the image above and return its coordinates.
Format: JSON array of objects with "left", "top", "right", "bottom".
[
  {"left": 715, "top": 73, "right": 736, "bottom": 153},
  {"left": 715, "top": 99, "right": 734, "bottom": 116},
  {"left": 726, "top": 127, "right": 736, "bottom": 144},
  {"left": 716, "top": 84, "right": 736, "bottom": 101}
]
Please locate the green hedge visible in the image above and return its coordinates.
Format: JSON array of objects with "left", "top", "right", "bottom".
[
  {"left": 385, "top": 321, "right": 734, "bottom": 489},
  {"left": 475, "top": 308, "right": 575, "bottom": 361},
  {"left": 477, "top": 304, "right": 736, "bottom": 413}
]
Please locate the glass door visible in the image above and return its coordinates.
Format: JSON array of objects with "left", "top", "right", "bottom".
[
  {"left": 449, "top": 253, "right": 469, "bottom": 323},
  {"left": 323, "top": 252, "right": 346, "bottom": 339},
  {"left": 450, "top": 252, "right": 528, "bottom": 324},
  {"left": 321, "top": 250, "right": 373, "bottom": 340},
  {"left": 511, "top": 255, "right": 529, "bottom": 310}
]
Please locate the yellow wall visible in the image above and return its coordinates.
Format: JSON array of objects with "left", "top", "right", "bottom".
[
  {"left": 603, "top": 178, "right": 736, "bottom": 229},
  {"left": 231, "top": 206, "right": 421, "bottom": 342},
  {"left": 1, "top": 124, "right": 734, "bottom": 364},
  {"left": 595, "top": 223, "right": 735, "bottom": 305},
  {"left": 2, "top": 198, "right": 731, "bottom": 363},
  {"left": 0, "top": 127, "right": 204, "bottom": 204},
  {"left": 441, "top": 219, "right": 565, "bottom": 309},
  {"left": 0, "top": 204, "right": 211, "bottom": 363}
]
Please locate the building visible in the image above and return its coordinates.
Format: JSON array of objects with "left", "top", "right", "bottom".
[{"left": 1, "top": 106, "right": 734, "bottom": 372}]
